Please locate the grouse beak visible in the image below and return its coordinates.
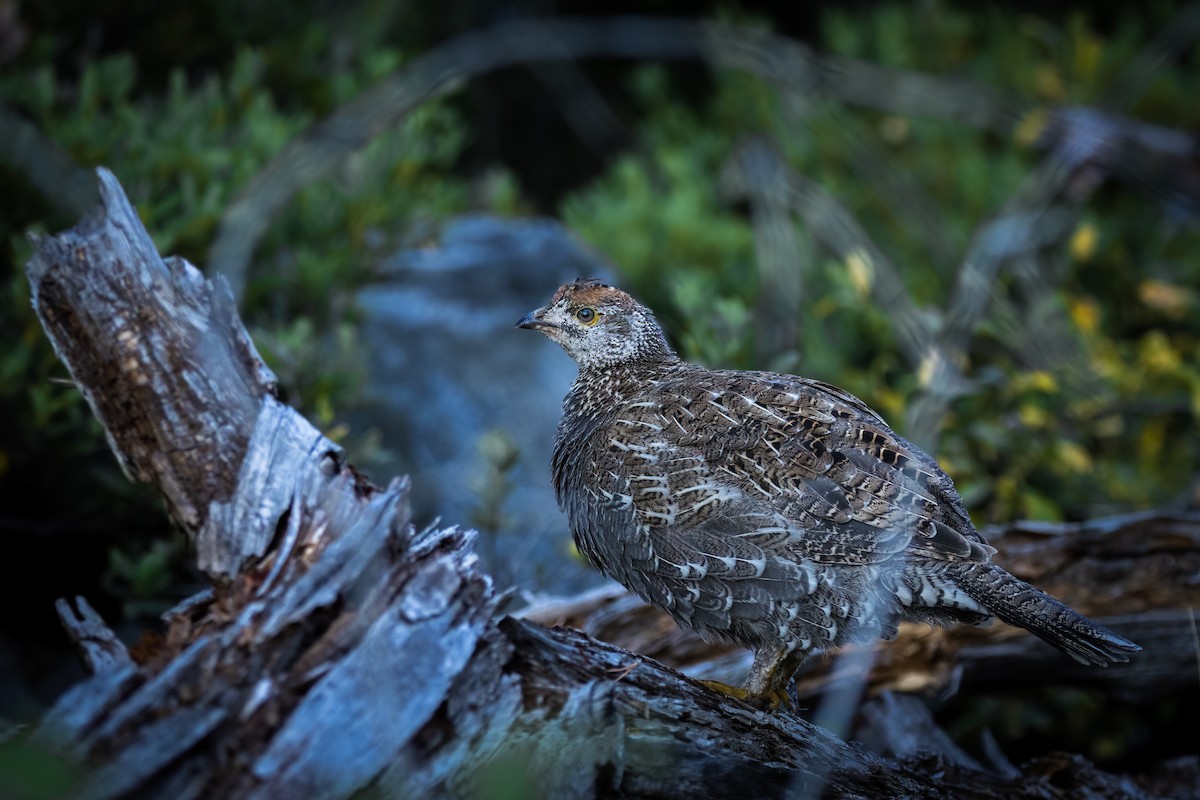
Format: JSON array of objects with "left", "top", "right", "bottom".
[{"left": 516, "top": 309, "right": 558, "bottom": 331}]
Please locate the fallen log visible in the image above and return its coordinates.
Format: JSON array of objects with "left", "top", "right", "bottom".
[
  {"left": 521, "top": 511, "right": 1200, "bottom": 704},
  {"left": 18, "top": 168, "right": 1194, "bottom": 798}
]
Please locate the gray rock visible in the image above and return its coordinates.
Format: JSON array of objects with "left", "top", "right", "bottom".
[{"left": 355, "top": 214, "right": 615, "bottom": 595}]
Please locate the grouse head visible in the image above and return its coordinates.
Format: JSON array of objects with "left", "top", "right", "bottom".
[{"left": 516, "top": 278, "right": 677, "bottom": 370}]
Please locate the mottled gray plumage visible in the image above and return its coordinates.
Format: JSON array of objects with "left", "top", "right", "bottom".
[{"left": 518, "top": 278, "right": 1139, "bottom": 705}]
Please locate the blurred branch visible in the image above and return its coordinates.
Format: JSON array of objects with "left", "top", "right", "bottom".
[
  {"left": 904, "top": 162, "right": 1079, "bottom": 447},
  {"left": 1036, "top": 106, "right": 1200, "bottom": 223},
  {"left": 902, "top": 111, "right": 1191, "bottom": 445},
  {"left": 989, "top": 253, "right": 1099, "bottom": 397},
  {"left": 855, "top": 691, "right": 982, "bottom": 771},
  {"left": 0, "top": 103, "right": 97, "bottom": 220},
  {"left": 207, "top": 17, "right": 687, "bottom": 299},
  {"left": 208, "top": 16, "right": 1026, "bottom": 301},
  {"left": 842, "top": 119, "right": 961, "bottom": 272},
  {"left": 720, "top": 137, "right": 805, "bottom": 365},
  {"left": 522, "top": 22, "right": 630, "bottom": 160},
  {"left": 1023, "top": 4, "right": 1200, "bottom": 218},
  {"left": 722, "top": 137, "right": 932, "bottom": 371},
  {"left": 1096, "top": 3, "right": 1200, "bottom": 113},
  {"left": 708, "top": 28, "right": 1023, "bottom": 131}
]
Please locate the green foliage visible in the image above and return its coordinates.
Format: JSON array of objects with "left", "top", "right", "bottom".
[
  {"left": 103, "top": 533, "right": 190, "bottom": 620},
  {"left": 0, "top": 735, "right": 82, "bottom": 800},
  {"left": 0, "top": 26, "right": 474, "bottom": 620},
  {"left": 2, "top": 38, "right": 471, "bottom": 415},
  {"left": 464, "top": 747, "right": 541, "bottom": 800},
  {"left": 564, "top": 1, "right": 1200, "bottom": 525},
  {"left": 946, "top": 686, "right": 1156, "bottom": 765},
  {"left": 471, "top": 429, "right": 521, "bottom": 535},
  {"left": 469, "top": 429, "right": 525, "bottom": 585}
]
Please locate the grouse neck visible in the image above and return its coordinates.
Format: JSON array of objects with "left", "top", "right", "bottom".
[{"left": 566, "top": 358, "right": 680, "bottom": 417}]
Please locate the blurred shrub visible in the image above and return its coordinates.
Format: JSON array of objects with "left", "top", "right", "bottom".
[{"left": 564, "top": 2, "right": 1200, "bottom": 524}]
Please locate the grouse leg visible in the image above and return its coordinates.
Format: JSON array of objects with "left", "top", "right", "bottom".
[{"left": 700, "top": 645, "right": 807, "bottom": 710}]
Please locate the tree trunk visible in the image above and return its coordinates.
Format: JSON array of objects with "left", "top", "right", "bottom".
[{"left": 21, "top": 169, "right": 1197, "bottom": 799}]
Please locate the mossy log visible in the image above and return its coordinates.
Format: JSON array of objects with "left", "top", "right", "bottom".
[{"left": 21, "top": 168, "right": 1196, "bottom": 799}]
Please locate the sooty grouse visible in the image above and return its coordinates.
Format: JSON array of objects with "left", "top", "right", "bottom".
[{"left": 517, "top": 278, "right": 1139, "bottom": 707}]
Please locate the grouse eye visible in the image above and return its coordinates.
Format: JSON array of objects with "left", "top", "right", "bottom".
[{"left": 575, "top": 307, "right": 598, "bottom": 325}]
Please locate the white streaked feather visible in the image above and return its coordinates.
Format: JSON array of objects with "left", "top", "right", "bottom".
[
  {"left": 617, "top": 418, "right": 664, "bottom": 432},
  {"left": 705, "top": 398, "right": 739, "bottom": 425}
]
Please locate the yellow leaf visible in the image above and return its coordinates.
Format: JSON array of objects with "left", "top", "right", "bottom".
[
  {"left": 1073, "top": 31, "right": 1104, "bottom": 82},
  {"left": 1089, "top": 345, "right": 1124, "bottom": 382},
  {"left": 1068, "top": 296, "right": 1100, "bottom": 334},
  {"left": 874, "top": 387, "right": 905, "bottom": 419},
  {"left": 1024, "top": 490, "right": 1062, "bottom": 522},
  {"left": 845, "top": 248, "right": 874, "bottom": 297},
  {"left": 1035, "top": 65, "right": 1067, "bottom": 102},
  {"left": 996, "top": 475, "right": 1019, "bottom": 507},
  {"left": 917, "top": 350, "right": 939, "bottom": 388},
  {"left": 1013, "top": 107, "right": 1049, "bottom": 147},
  {"left": 315, "top": 394, "right": 335, "bottom": 426},
  {"left": 1139, "top": 418, "right": 1167, "bottom": 463},
  {"left": 1139, "top": 330, "right": 1181, "bottom": 374},
  {"left": 1069, "top": 223, "right": 1098, "bottom": 262},
  {"left": 1057, "top": 441, "right": 1092, "bottom": 473},
  {"left": 1031, "top": 371, "right": 1057, "bottom": 392},
  {"left": 1014, "top": 370, "right": 1058, "bottom": 393},
  {"left": 1019, "top": 403, "right": 1049, "bottom": 428}
]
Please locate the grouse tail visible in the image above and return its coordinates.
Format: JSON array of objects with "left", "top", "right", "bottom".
[{"left": 954, "top": 562, "right": 1141, "bottom": 666}]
